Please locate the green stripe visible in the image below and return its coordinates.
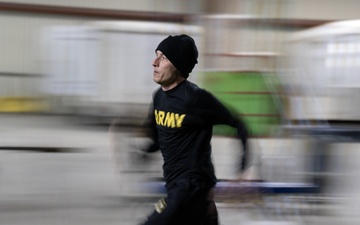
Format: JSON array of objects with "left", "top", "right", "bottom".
[{"left": 199, "top": 72, "right": 281, "bottom": 137}]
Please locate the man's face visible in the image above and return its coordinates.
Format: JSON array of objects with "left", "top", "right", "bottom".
[{"left": 152, "top": 50, "right": 179, "bottom": 87}]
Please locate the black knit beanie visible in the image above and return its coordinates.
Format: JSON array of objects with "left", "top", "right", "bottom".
[{"left": 155, "top": 34, "right": 198, "bottom": 78}]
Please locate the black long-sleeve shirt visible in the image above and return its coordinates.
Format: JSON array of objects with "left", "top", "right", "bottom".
[{"left": 145, "top": 80, "right": 248, "bottom": 189}]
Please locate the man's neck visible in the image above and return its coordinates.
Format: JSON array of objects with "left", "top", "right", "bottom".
[{"left": 161, "top": 77, "right": 185, "bottom": 91}]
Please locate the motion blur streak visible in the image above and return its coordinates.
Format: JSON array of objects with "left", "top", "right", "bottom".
[{"left": 2, "top": 0, "right": 360, "bottom": 224}]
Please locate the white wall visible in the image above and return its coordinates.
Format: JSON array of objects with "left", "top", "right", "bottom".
[
  {"left": 205, "top": 0, "right": 360, "bottom": 20},
  {"left": 0, "top": 0, "right": 204, "bottom": 14},
  {"left": 290, "top": 0, "right": 360, "bottom": 20},
  {"left": 2, "top": 0, "right": 360, "bottom": 76},
  {"left": 1, "top": 0, "right": 360, "bottom": 112},
  {"left": 0, "top": 13, "right": 91, "bottom": 108},
  {"left": 0, "top": 0, "right": 203, "bottom": 107}
]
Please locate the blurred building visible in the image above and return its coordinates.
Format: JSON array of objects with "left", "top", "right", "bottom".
[
  {"left": 2, "top": 1, "right": 360, "bottom": 223},
  {"left": 1, "top": 0, "right": 360, "bottom": 130}
]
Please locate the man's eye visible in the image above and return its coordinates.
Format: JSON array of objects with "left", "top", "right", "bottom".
[{"left": 162, "top": 56, "right": 167, "bottom": 61}]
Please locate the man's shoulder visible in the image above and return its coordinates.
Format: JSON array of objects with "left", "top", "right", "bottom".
[
  {"left": 183, "top": 81, "right": 215, "bottom": 107},
  {"left": 184, "top": 80, "right": 207, "bottom": 95}
]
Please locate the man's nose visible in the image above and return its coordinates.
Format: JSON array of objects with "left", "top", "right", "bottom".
[{"left": 152, "top": 57, "right": 159, "bottom": 66}]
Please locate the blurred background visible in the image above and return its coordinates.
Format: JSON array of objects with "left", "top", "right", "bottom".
[{"left": 1, "top": 0, "right": 360, "bottom": 224}]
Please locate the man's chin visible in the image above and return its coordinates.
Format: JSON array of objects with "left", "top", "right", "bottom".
[{"left": 153, "top": 78, "right": 161, "bottom": 84}]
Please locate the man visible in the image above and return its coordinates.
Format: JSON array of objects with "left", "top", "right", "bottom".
[{"left": 140, "top": 34, "right": 249, "bottom": 225}]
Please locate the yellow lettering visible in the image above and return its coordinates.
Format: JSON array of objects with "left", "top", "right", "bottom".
[
  {"left": 164, "top": 112, "right": 175, "bottom": 128},
  {"left": 175, "top": 114, "right": 186, "bottom": 127},
  {"left": 154, "top": 110, "right": 159, "bottom": 124},
  {"left": 158, "top": 111, "right": 165, "bottom": 126},
  {"left": 154, "top": 110, "right": 186, "bottom": 128}
]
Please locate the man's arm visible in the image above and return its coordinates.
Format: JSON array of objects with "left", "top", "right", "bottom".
[
  {"left": 193, "top": 91, "right": 250, "bottom": 172},
  {"left": 142, "top": 103, "right": 160, "bottom": 153}
]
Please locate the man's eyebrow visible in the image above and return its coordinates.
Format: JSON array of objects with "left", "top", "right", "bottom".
[{"left": 156, "top": 52, "right": 166, "bottom": 57}]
